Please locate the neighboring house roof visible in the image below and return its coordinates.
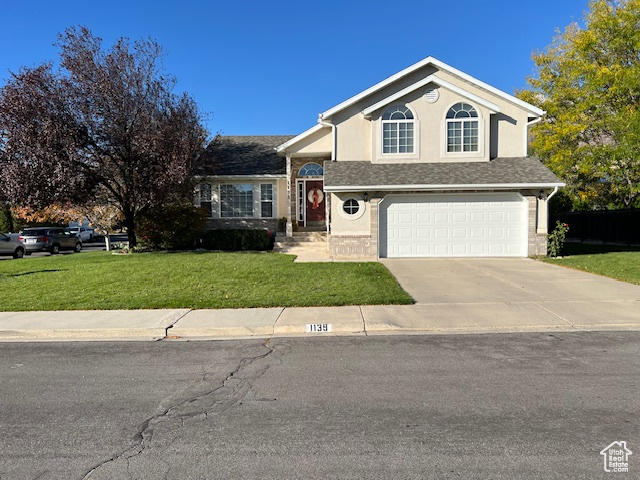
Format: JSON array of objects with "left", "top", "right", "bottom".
[
  {"left": 323, "top": 158, "right": 565, "bottom": 192},
  {"left": 198, "top": 135, "right": 294, "bottom": 177}
]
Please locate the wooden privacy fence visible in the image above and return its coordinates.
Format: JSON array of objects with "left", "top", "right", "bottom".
[{"left": 551, "top": 209, "right": 640, "bottom": 245}]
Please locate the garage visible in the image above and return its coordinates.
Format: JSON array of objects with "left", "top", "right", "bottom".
[{"left": 379, "top": 193, "right": 528, "bottom": 258}]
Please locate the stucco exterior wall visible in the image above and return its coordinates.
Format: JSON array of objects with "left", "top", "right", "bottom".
[
  {"left": 289, "top": 127, "right": 332, "bottom": 157},
  {"left": 283, "top": 62, "right": 533, "bottom": 163},
  {"left": 329, "top": 192, "right": 370, "bottom": 235}
]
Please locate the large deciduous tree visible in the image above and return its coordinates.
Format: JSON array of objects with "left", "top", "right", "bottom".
[
  {"left": 519, "top": 0, "right": 640, "bottom": 210},
  {"left": 0, "top": 26, "right": 208, "bottom": 245}
]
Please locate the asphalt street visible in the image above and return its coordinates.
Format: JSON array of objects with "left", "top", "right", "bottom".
[{"left": 0, "top": 332, "right": 638, "bottom": 479}]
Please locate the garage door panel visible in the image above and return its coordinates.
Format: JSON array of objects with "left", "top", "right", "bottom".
[
  {"left": 452, "top": 228, "right": 467, "bottom": 238},
  {"left": 416, "top": 228, "right": 430, "bottom": 239},
  {"left": 381, "top": 193, "right": 527, "bottom": 258},
  {"left": 470, "top": 212, "right": 485, "bottom": 223},
  {"left": 434, "top": 228, "right": 449, "bottom": 239},
  {"left": 470, "top": 227, "right": 485, "bottom": 238}
]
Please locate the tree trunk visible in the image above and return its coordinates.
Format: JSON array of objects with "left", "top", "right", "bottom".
[{"left": 124, "top": 211, "right": 137, "bottom": 248}]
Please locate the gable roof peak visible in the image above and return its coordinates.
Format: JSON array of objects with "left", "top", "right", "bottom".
[{"left": 320, "top": 56, "right": 544, "bottom": 119}]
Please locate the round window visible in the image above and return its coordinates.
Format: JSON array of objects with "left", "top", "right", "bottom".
[{"left": 343, "top": 198, "right": 360, "bottom": 215}]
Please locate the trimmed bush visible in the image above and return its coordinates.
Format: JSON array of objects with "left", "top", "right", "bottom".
[
  {"left": 137, "top": 203, "right": 207, "bottom": 250},
  {"left": 0, "top": 205, "right": 14, "bottom": 232},
  {"left": 201, "top": 229, "right": 273, "bottom": 251}
]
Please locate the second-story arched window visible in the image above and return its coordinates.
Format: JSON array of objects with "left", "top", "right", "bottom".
[
  {"left": 446, "top": 102, "right": 479, "bottom": 152},
  {"left": 382, "top": 104, "right": 414, "bottom": 154}
]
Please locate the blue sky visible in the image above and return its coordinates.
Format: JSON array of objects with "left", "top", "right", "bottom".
[{"left": 2, "top": 1, "right": 589, "bottom": 138}]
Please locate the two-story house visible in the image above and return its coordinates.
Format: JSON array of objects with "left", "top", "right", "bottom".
[{"left": 196, "top": 57, "right": 564, "bottom": 258}]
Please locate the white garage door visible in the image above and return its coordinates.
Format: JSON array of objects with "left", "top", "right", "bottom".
[{"left": 380, "top": 193, "right": 528, "bottom": 258}]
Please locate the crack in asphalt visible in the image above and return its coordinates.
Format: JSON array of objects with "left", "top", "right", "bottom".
[{"left": 79, "top": 339, "right": 275, "bottom": 479}]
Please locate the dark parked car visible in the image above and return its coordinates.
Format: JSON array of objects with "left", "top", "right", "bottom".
[
  {"left": 18, "top": 227, "right": 82, "bottom": 255},
  {"left": 0, "top": 233, "right": 25, "bottom": 258}
]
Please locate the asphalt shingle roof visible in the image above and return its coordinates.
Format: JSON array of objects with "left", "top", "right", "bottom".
[
  {"left": 324, "top": 157, "right": 563, "bottom": 188},
  {"left": 197, "top": 135, "right": 294, "bottom": 176}
]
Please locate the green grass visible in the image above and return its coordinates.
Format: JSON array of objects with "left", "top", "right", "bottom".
[
  {"left": 0, "top": 251, "right": 413, "bottom": 311},
  {"left": 541, "top": 243, "right": 640, "bottom": 285}
]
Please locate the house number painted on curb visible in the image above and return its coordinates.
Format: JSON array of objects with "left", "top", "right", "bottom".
[{"left": 306, "top": 323, "right": 332, "bottom": 333}]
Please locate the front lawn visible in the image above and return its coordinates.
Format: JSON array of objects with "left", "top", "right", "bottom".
[
  {"left": 0, "top": 251, "right": 413, "bottom": 311},
  {"left": 541, "top": 244, "right": 640, "bottom": 285}
]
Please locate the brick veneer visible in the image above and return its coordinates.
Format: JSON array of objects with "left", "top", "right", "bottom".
[
  {"left": 329, "top": 197, "right": 378, "bottom": 258},
  {"left": 205, "top": 218, "right": 278, "bottom": 231},
  {"left": 526, "top": 195, "right": 547, "bottom": 256}
]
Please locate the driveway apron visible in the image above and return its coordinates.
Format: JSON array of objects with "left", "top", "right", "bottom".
[{"left": 381, "top": 258, "right": 640, "bottom": 328}]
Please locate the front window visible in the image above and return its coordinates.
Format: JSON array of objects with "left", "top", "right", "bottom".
[
  {"left": 382, "top": 104, "right": 414, "bottom": 154},
  {"left": 260, "top": 184, "right": 274, "bottom": 218},
  {"left": 200, "top": 183, "right": 212, "bottom": 217},
  {"left": 220, "top": 184, "right": 253, "bottom": 218},
  {"left": 446, "top": 102, "right": 479, "bottom": 152}
]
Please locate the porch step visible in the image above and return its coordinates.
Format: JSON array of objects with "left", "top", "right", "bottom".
[
  {"left": 275, "top": 232, "right": 327, "bottom": 245},
  {"left": 274, "top": 232, "right": 328, "bottom": 253}
]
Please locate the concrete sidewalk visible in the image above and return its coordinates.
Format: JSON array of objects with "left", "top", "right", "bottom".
[
  {"left": 1, "top": 301, "right": 639, "bottom": 342},
  {"left": 2, "top": 259, "right": 639, "bottom": 342}
]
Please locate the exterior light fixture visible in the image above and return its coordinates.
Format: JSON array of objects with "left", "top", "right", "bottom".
[
  {"left": 363, "top": 192, "right": 369, "bottom": 202},
  {"left": 538, "top": 190, "right": 545, "bottom": 200}
]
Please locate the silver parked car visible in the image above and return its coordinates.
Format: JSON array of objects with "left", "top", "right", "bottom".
[
  {"left": 65, "top": 226, "right": 95, "bottom": 242},
  {"left": 0, "top": 233, "right": 25, "bottom": 259},
  {"left": 18, "top": 227, "right": 82, "bottom": 255}
]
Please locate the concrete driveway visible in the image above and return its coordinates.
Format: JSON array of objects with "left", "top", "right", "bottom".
[{"left": 380, "top": 258, "right": 640, "bottom": 330}]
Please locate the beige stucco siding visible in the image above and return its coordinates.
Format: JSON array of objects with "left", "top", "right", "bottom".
[
  {"left": 431, "top": 69, "right": 531, "bottom": 158},
  {"left": 285, "top": 126, "right": 332, "bottom": 157},
  {"left": 329, "top": 192, "right": 370, "bottom": 235},
  {"left": 275, "top": 178, "right": 288, "bottom": 218},
  {"left": 285, "top": 63, "right": 534, "bottom": 162}
]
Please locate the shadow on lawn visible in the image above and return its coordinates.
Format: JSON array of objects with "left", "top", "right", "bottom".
[
  {"left": 8, "top": 269, "right": 65, "bottom": 277},
  {"left": 563, "top": 242, "right": 640, "bottom": 256}
]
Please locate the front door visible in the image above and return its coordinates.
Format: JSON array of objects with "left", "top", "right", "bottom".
[{"left": 305, "top": 180, "right": 325, "bottom": 224}]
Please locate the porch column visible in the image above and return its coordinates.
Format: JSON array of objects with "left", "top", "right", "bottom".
[{"left": 286, "top": 156, "right": 293, "bottom": 237}]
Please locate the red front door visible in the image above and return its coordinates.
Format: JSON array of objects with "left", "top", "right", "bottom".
[{"left": 305, "top": 181, "right": 325, "bottom": 223}]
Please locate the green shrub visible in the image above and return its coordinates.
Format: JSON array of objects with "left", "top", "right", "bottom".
[
  {"left": 137, "top": 203, "right": 207, "bottom": 250},
  {"left": 201, "top": 229, "right": 273, "bottom": 251},
  {"left": 548, "top": 221, "right": 570, "bottom": 257},
  {"left": 0, "top": 205, "right": 14, "bottom": 232}
]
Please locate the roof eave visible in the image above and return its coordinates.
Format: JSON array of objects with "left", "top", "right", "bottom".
[
  {"left": 324, "top": 182, "right": 565, "bottom": 192},
  {"left": 275, "top": 123, "right": 327, "bottom": 154}
]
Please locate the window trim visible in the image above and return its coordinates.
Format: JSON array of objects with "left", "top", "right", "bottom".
[
  {"left": 220, "top": 183, "right": 254, "bottom": 218},
  {"left": 338, "top": 194, "right": 366, "bottom": 220},
  {"left": 298, "top": 163, "right": 324, "bottom": 177},
  {"left": 199, "top": 183, "right": 213, "bottom": 218},
  {"left": 260, "top": 183, "right": 275, "bottom": 219},
  {"left": 442, "top": 101, "right": 484, "bottom": 159},
  {"left": 381, "top": 104, "right": 415, "bottom": 155},
  {"left": 374, "top": 104, "right": 419, "bottom": 162}
]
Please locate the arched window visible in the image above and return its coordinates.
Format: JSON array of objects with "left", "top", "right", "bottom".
[
  {"left": 446, "top": 102, "right": 479, "bottom": 152},
  {"left": 382, "top": 104, "right": 414, "bottom": 154},
  {"left": 298, "top": 162, "right": 324, "bottom": 176}
]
